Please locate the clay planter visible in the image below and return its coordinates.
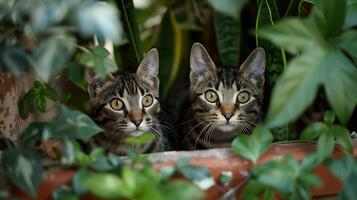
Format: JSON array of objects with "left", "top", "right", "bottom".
[{"left": 9, "top": 141, "right": 357, "bottom": 200}]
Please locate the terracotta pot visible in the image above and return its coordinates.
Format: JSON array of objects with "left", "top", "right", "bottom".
[{"left": 9, "top": 141, "right": 357, "bottom": 200}]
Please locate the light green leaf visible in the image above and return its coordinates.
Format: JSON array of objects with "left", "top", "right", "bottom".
[
  {"left": 34, "top": 35, "right": 76, "bottom": 82},
  {"left": 231, "top": 126, "right": 273, "bottom": 163},
  {"left": 317, "top": 129, "right": 335, "bottom": 159},
  {"left": 162, "top": 180, "right": 204, "bottom": 200},
  {"left": 300, "top": 122, "right": 327, "bottom": 140},
  {"left": 258, "top": 18, "right": 324, "bottom": 54},
  {"left": 208, "top": 0, "right": 247, "bottom": 20},
  {"left": 266, "top": 50, "right": 323, "bottom": 128},
  {"left": 336, "top": 29, "right": 357, "bottom": 60},
  {"left": 67, "top": 62, "right": 87, "bottom": 92},
  {"left": 123, "top": 132, "right": 155, "bottom": 144},
  {"left": 331, "top": 125, "right": 353, "bottom": 154},
  {"left": 81, "top": 173, "right": 123, "bottom": 199},
  {"left": 322, "top": 49, "right": 357, "bottom": 124}
]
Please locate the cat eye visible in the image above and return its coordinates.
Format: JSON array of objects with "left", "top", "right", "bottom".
[
  {"left": 205, "top": 90, "right": 218, "bottom": 103},
  {"left": 142, "top": 95, "right": 154, "bottom": 107},
  {"left": 110, "top": 98, "right": 124, "bottom": 110},
  {"left": 237, "top": 91, "right": 250, "bottom": 104}
]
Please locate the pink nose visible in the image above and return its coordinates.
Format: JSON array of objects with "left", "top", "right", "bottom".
[{"left": 220, "top": 103, "right": 236, "bottom": 120}]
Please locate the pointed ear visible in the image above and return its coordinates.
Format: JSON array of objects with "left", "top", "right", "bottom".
[
  {"left": 239, "top": 47, "right": 266, "bottom": 77},
  {"left": 136, "top": 48, "right": 159, "bottom": 89},
  {"left": 190, "top": 43, "right": 217, "bottom": 86},
  {"left": 85, "top": 68, "right": 115, "bottom": 99}
]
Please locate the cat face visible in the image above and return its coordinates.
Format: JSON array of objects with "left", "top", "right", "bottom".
[
  {"left": 190, "top": 43, "right": 265, "bottom": 133},
  {"left": 86, "top": 49, "right": 160, "bottom": 138}
]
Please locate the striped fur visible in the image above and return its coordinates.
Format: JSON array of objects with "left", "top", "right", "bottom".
[
  {"left": 182, "top": 43, "right": 266, "bottom": 150},
  {"left": 86, "top": 49, "right": 171, "bottom": 155}
]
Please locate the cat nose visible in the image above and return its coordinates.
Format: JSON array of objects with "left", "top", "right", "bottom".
[
  {"left": 129, "top": 110, "right": 143, "bottom": 127},
  {"left": 220, "top": 103, "right": 236, "bottom": 121}
]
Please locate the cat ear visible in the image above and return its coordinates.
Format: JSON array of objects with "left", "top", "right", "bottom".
[
  {"left": 85, "top": 68, "right": 115, "bottom": 98},
  {"left": 190, "top": 43, "right": 217, "bottom": 77},
  {"left": 239, "top": 47, "right": 266, "bottom": 77},
  {"left": 136, "top": 48, "right": 159, "bottom": 89}
]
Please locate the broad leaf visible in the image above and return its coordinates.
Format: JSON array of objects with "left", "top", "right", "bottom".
[
  {"left": 311, "top": 0, "right": 346, "bottom": 38},
  {"left": 317, "top": 129, "right": 335, "bottom": 159},
  {"left": 258, "top": 18, "right": 325, "bottom": 54},
  {"left": 208, "top": 0, "right": 247, "bottom": 20},
  {"left": 67, "top": 62, "right": 87, "bottom": 92},
  {"left": 300, "top": 122, "right": 327, "bottom": 140},
  {"left": 322, "top": 49, "right": 357, "bottom": 124},
  {"left": 232, "top": 126, "right": 273, "bottom": 163},
  {"left": 34, "top": 35, "right": 76, "bottom": 82},
  {"left": 81, "top": 173, "right": 123, "bottom": 199},
  {"left": 2, "top": 148, "right": 43, "bottom": 197},
  {"left": 331, "top": 125, "right": 353, "bottom": 154},
  {"left": 161, "top": 180, "right": 204, "bottom": 200},
  {"left": 345, "top": 0, "right": 357, "bottom": 28},
  {"left": 336, "top": 29, "right": 357, "bottom": 60},
  {"left": 73, "top": 2, "right": 123, "bottom": 43},
  {"left": 266, "top": 50, "right": 323, "bottom": 128},
  {"left": 43, "top": 105, "right": 102, "bottom": 142}
]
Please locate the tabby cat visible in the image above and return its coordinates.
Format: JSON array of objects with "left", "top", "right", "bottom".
[
  {"left": 182, "top": 43, "right": 266, "bottom": 149},
  {"left": 86, "top": 49, "right": 170, "bottom": 155}
]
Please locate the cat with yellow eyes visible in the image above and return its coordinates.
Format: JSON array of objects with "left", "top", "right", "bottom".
[
  {"left": 86, "top": 49, "right": 172, "bottom": 155},
  {"left": 181, "top": 43, "right": 266, "bottom": 149}
]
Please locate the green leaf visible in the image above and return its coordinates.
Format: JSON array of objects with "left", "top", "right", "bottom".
[
  {"left": 72, "top": 169, "right": 90, "bottom": 195},
  {"left": 155, "top": 11, "right": 183, "bottom": 99},
  {"left": 0, "top": 137, "right": 15, "bottom": 151},
  {"left": 322, "top": 49, "right": 357, "bottom": 124},
  {"left": 317, "top": 129, "right": 335, "bottom": 159},
  {"left": 178, "top": 164, "right": 215, "bottom": 190},
  {"left": 161, "top": 180, "right": 204, "bottom": 200},
  {"left": 78, "top": 45, "right": 118, "bottom": 78},
  {"left": 2, "top": 148, "right": 43, "bottom": 197},
  {"left": 208, "top": 0, "right": 247, "bottom": 20},
  {"left": 325, "top": 156, "right": 355, "bottom": 181},
  {"left": 336, "top": 29, "right": 357, "bottom": 60},
  {"left": 300, "top": 122, "right": 327, "bottom": 140},
  {"left": 34, "top": 34, "right": 76, "bottom": 82},
  {"left": 93, "top": 45, "right": 110, "bottom": 58},
  {"left": 73, "top": 2, "right": 123, "bottom": 43},
  {"left": 52, "top": 186, "right": 78, "bottom": 200},
  {"left": 42, "top": 85, "right": 57, "bottom": 101},
  {"left": 231, "top": 126, "right": 273, "bottom": 163},
  {"left": 117, "top": 0, "right": 144, "bottom": 69},
  {"left": 323, "top": 110, "right": 336, "bottom": 124},
  {"left": 266, "top": 50, "right": 323, "bottom": 128},
  {"left": 345, "top": 0, "right": 357, "bottom": 28},
  {"left": 67, "top": 62, "right": 87, "bottom": 91},
  {"left": 36, "top": 95, "right": 46, "bottom": 112},
  {"left": 43, "top": 105, "right": 102, "bottom": 142},
  {"left": 62, "top": 137, "right": 76, "bottom": 164},
  {"left": 81, "top": 173, "right": 123, "bottom": 199},
  {"left": 214, "top": 11, "right": 241, "bottom": 67},
  {"left": 123, "top": 132, "right": 155, "bottom": 144},
  {"left": 258, "top": 18, "right": 325, "bottom": 54},
  {"left": 331, "top": 125, "right": 353, "bottom": 154},
  {"left": 311, "top": 0, "right": 346, "bottom": 38},
  {"left": 1, "top": 45, "right": 31, "bottom": 78},
  {"left": 20, "top": 122, "right": 47, "bottom": 146}
]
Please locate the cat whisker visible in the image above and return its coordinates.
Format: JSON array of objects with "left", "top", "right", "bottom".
[
  {"left": 181, "top": 121, "right": 208, "bottom": 145},
  {"left": 194, "top": 122, "right": 212, "bottom": 149}
]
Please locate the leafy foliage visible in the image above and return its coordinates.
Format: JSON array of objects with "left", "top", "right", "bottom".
[
  {"left": 260, "top": 0, "right": 357, "bottom": 127},
  {"left": 232, "top": 126, "right": 273, "bottom": 163}
]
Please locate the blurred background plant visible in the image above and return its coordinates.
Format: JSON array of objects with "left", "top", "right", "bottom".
[{"left": 1, "top": 0, "right": 357, "bottom": 199}]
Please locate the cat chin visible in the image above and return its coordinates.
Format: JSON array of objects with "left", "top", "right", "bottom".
[
  {"left": 216, "top": 124, "right": 237, "bottom": 132},
  {"left": 128, "top": 130, "right": 146, "bottom": 137}
]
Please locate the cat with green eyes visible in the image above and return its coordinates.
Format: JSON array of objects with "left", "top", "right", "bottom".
[
  {"left": 86, "top": 49, "right": 173, "bottom": 155},
  {"left": 181, "top": 43, "right": 266, "bottom": 150}
]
